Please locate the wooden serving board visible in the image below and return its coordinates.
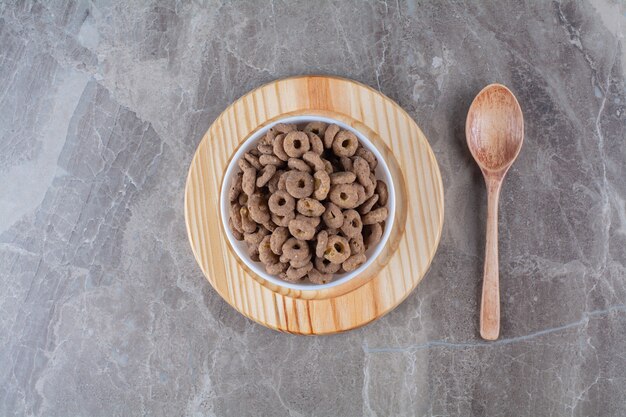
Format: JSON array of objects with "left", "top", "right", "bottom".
[{"left": 184, "top": 76, "right": 444, "bottom": 334}]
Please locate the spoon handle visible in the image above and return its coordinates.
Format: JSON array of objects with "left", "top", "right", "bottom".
[{"left": 480, "top": 177, "right": 502, "bottom": 340}]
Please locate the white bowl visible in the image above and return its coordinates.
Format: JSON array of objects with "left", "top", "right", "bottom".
[{"left": 220, "top": 115, "right": 396, "bottom": 291}]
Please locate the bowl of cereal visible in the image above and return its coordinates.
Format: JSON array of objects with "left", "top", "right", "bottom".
[{"left": 220, "top": 115, "right": 396, "bottom": 291}]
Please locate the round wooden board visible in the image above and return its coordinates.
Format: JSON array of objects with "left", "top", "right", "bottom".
[{"left": 185, "top": 76, "right": 444, "bottom": 334}]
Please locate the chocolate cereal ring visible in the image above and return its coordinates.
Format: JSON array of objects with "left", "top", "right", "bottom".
[
  {"left": 364, "top": 222, "right": 383, "bottom": 248},
  {"left": 297, "top": 198, "right": 325, "bottom": 217},
  {"left": 342, "top": 253, "right": 366, "bottom": 272},
  {"left": 267, "top": 169, "right": 283, "bottom": 193},
  {"left": 313, "top": 170, "right": 331, "bottom": 200},
  {"left": 288, "top": 217, "right": 316, "bottom": 240},
  {"left": 315, "top": 230, "right": 329, "bottom": 258},
  {"left": 287, "top": 157, "right": 312, "bottom": 173},
  {"left": 241, "top": 166, "right": 257, "bottom": 196},
  {"left": 356, "top": 146, "right": 378, "bottom": 170},
  {"left": 354, "top": 183, "right": 367, "bottom": 206},
  {"left": 323, "top": 235, "right": 351, "bottom": 264},
  {"left": 259, "top": 235, "right": 279, "bottom": 265},
  {"left": 352, "top": 156, "right": 371, "bottom": 188},
  {"left": 257, "top": 144, "right": 274, "bottom": 155},
  {"left": 240, "top": 206, "right": 257, "bottom": 233},
  {"left": 277, "top": 171, "right": 288, "bottom": 191},
  {"left": 229, "top": 172, "right": 243, "bottom": 202},
  {"left": 332, "top": 130, "right": 359, "bottom": 157},
  {"left": 244, "top": 226, "right": 269, "bottom": 247},
  {"left": 286, "top": 262, "right": 313, "bottom": 281},
  {"left": 323, "top": 124, "right": 340, "bottom": 149},
  {"left": 268, "top": 190, "right": 295, "bottom": 216},
  {"left": 244, "top": 152, "right": 262, "bottom": 170},
  {"left": 237, "top": 192, "right": 248, "bottom": 206},
  {"left": 230, "top": 202, "right": 243, "bottom": 232},
  {"left": 349, "top": 235, "right": 365, "bottom": 254},
  {"left": 256, "top": 164, "right": 276, "bottom": 187},
  {"left": 358, "top": 194, "right": 379, "bottom": 215},
  {"left": 376, "top": 180, "right": 388, "bottom": 206},
  {"left": 273, "top": 133, "right": 290, "bottom": 161},
  {"left": 248, "top": 193, "right": 271, "bottom": 224},
  {"left": 323, "top": 159, "right": 333, "bottom": 174},
  {"left": 259, "top": 154, "right": 284, "bottom": 166},
  {"left": 229, "top": 217, "right": 244, "bottom": 241},
  {"left": 296, "top": 213, "right": 320, "bottom": 228},
  {"left": 362, "top": 207, "right": 388, "bottom": 225},
  {"left": 330, "top": 171, "right": 356, "bottom": 185},
  {"left": 285, "top": 171, "right": 314, "bottom": 199},
  {"left": 271, "top": 210, "right": 295, "bottom": 227},
  {"left": 322, "top": 202, "right": 344, "bottom": 229},
  {"left": 307, "top": 268, "right": 331, "bottom": 284},
  {"left": 266, "top": 261, "right": 288, "bottom": 275},
  {"left": 315, "top": 256, "right": 341, "bottom": 274},
  {"left": 302, "top": 151, "right": 325, "bottom": 172},
  {"left": 303, "top": 121, "right": 328, "bottom": 137},
  {"left": 283, "top": 131, "right": 310, "bottom": 158},
  {"left": 281, "top": 237, "right": 309, "bottom": 262},
  {"left": 340, "top": 156, "right": 353, "bottom": 172},
  {"left": 270, "top": 226, "right": 289, "bottom": 255},
  {"left": 341, "top": 209, "right": 363, "bottom": 238},
  {"left": 290, "top": 254, "right": 312, "bottom": 269},
  {"left": 329, "top": 184, "right": 359, "bottom": 209},
  {"left": 307, "top": 132, "right": 324, "bottom": 155}
]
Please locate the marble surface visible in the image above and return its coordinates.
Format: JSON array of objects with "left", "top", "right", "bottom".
[{"left": 1, "top": 1, "right": 625, "bottom": 416}]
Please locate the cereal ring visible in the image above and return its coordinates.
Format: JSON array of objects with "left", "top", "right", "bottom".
[
  {"left": 358, "top": 194, "right": 379, "bottom": 215},
  {"left": 248, "top": 244, "right": 260, "bottom": 262},
  {"left": 341, "top": 209, "right": 363, "bottom": 238},
  {"left": 267, "top": 169, "right": 284, "bottom": 193},
  {"left": 240, "top": 206, "right": 257, "bottom": 233},
  {"left": 268, "top": 190, "right": 295, "bottom": 215},
  {"left": 330, "top": 171, "right": 356, "bottom": 185},
  {"left": 243, "top": 226, "right": 269, "bottom": 246},
  {"left": 238, "top": 158, "right": 253, "bottom": 172},
  {"left": 323, "top": 159, "right": 333, "bottom": 174},
  {"left": 248, "top": 193, "right": 271, "bottom": 224},
  {"left": 242, "top": 167, "right": 257, "bottom": 196},
  {"left": 356, "top": 146, "right": 378, "bottom": 170},
  {"left": 271, "top": 210, "right": 295, "bottom": 227},
  {"left": 286, "top": 262, "right": 313, "bottom": 281},
  {"left": 307, "top": 132, "right": 324, "bottom": 155},
  {"left": 270, "top": 226, "right": 290, "bottom": 255},
  {"left": 364, "top": 222, "right": 383, "bottom": 248},
  {"left": 315, "top": 256, "right": 341, "bottom": 274},
  {"left": 340, "top": 156, "right": 353, "bottom": 172},
  {"left": 281, "top": 237, "right": 310, "bottom": 262},
  {"left": 283, "top": 131, "right": 310, "bottom": 158},
  {"left": 342, "top": 253, "right": 366, "bottom": 272},
  {"left": 272, "top": 133, "right": 290, "bottom": 162},
  {"left": 244, "top": 152, "right": 262, "bottom": 170},
  {"left": 376, "top": 180, "right": 388, "bottom": 206},
  {"left": 229, "top": 217, "right": 244, "bottom": 241},
  {"left": 332, "top": 130, "right": 359, "bottom": 157},
  {"left": 313, "top": 170, "right": 331, "bottom": 200},
  {"left": 264, "top": 123, "right": 297, "bottom": 145},
  {"left": 259, "top": 235, "right": 279, "bottom": 265},
  {"left": 238, "top": 192, "right": 248, "bottom": 206},
  {"left": 349, "top": 235, "right": 365, "bottom": 254},
  {"left": 290, "top": 254, "right": 312, "bottom": 268},
  {"left": 322, "top": 202, "right": 344, "bottom": 229},
  {"left": 259, "top": 154, "right": 284, "bottom": 166},
  {"left": 285, "top": 171, "right": 314, "bottom": 199},
  {"left": 296, "top": 213, "right": 320, "bottom": 228},
  {"left": 261, "top": 219, "right": 277, "bottom": 232},
  {"left": 229, "top": 172, "right": 243, "bottom": 202},
  {"left": 303, "top": 121, "right": 328, "bottom": 137},
  {"left": 329, "top": 184, "right": 359, "bottom": 209},
  {"left": 297, "top": 198, "right": 325, "bottom": 217},
  {"left": 278, "top": 271, "right": 288, "bottom": 281},
  {"left": 354, "top": 183, "right": 367, "bottom": 206},
  {"left": 256, "top": 164, "right": 276, "bottom": 187},
  {"left": 277, "top": 171, "right": 288, "bottom": 191},
  {"left": 301, "top": 151, "right": 325, "bottom": 172},
  {"left": 323, "top": 235, "right": 351, "bottom": 264},
  {"left": 364, "top": 172, "right": 377, "bottom": 198},
  {"left": 315, "top": 230, "right": 329, "bottom": 258},
  {"left": 257, "top": 144, "right": 274, "bottom": 155},
  {"left": 362, "top": 207, "right": 388, "bottom": 225},
  {"left": 307, "top": 268, "right": 332, "bottom": 284},
  {"left": 287, "top": 157, "right": 312, "bottom": 173},
  {"left": 288, "top": 217, "right": 316, "bottom": 240},
  {"left": 323, "top": 124, "right": 340, "bottom": 149},
  {"left": 266, "top": 261, "right": 288, "bottom": 275},
  {"left": 230, "top": 202, "right": 243, "bottom": 231},
  {"left": 352, "top": 156, "right": 371, "bottom": 188}
]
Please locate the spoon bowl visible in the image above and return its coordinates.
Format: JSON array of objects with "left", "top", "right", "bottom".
[
  {"left": 466, "top": 84, "right": 524, "bottom": 340},
  {"left": 466, "top": 84, "right": 524, "bottom": 173}
]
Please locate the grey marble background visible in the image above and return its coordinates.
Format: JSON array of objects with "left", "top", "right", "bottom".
[{"left": 1, "top": 1, "right": 625, "bottom": 416}]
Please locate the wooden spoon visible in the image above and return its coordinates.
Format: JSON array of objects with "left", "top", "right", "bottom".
[{"left": 465, "top": 84, "right": 524, "bottom": 340}]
